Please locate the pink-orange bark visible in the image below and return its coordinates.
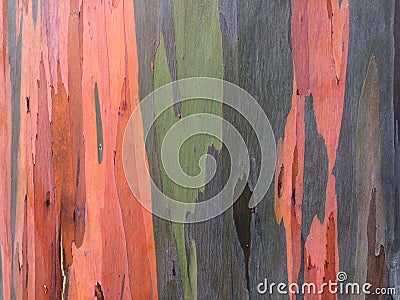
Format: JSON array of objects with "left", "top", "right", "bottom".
[
  {"left": 0, "top": 0, "right": 158, "bottom": 298},
  {"left": 275, "top": 0, "right": 350, "bottom": 298}
]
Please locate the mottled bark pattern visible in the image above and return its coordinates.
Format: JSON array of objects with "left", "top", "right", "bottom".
[{"left": 0, "top": 0, "right": 398, "bottom": 299}]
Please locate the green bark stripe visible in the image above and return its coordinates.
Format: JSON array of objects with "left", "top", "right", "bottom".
[
  {"left": 171, "top": 0, "right": 223, "bottom": 80},
  {"left": 188, "top": 240, "right": 197, "bottom": 300},
  {"left": 154, "top": 34, "right": 194, "bottom": 298},
  {"left": 94, "top": 83, "right": 104, "bottom": 164},
  {"left": 153, "top": 0, "right": 223, "bottom": 296}
]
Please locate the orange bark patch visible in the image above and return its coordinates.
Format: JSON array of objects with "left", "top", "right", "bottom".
[
  {"left": 1, "top": 0, "right": 158, "bottom": 298},
  {"left": 276, "top": 0, "right": 350, "bottom": 298}
]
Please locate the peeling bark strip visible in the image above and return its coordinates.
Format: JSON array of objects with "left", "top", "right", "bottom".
[
  {"left": 355, "top": 56, "right": 387, "bottom": 289},
  {"left": 275, "top": 0, "right": 350, "bottom": 297},
  {"left": 50, "top": 63, "right": 75, "bottom": 271},
  {"left": 34, "top": 57, "right": 60, "bottom": 298}
]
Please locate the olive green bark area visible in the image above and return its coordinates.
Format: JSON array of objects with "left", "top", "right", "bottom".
[
  {"left": 172, "top": 0, "right": 223, "bottom": 80},
  {"left": 171, "top": 0, "right": 223, "bottom": 157},
  {"left": 153, "top": 0, "right": 223, "bottom": 297}
]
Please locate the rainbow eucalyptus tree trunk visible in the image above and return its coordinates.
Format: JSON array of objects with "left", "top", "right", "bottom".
[{"left": 1, "top": 0, "right": 399, "bottom": 299}]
